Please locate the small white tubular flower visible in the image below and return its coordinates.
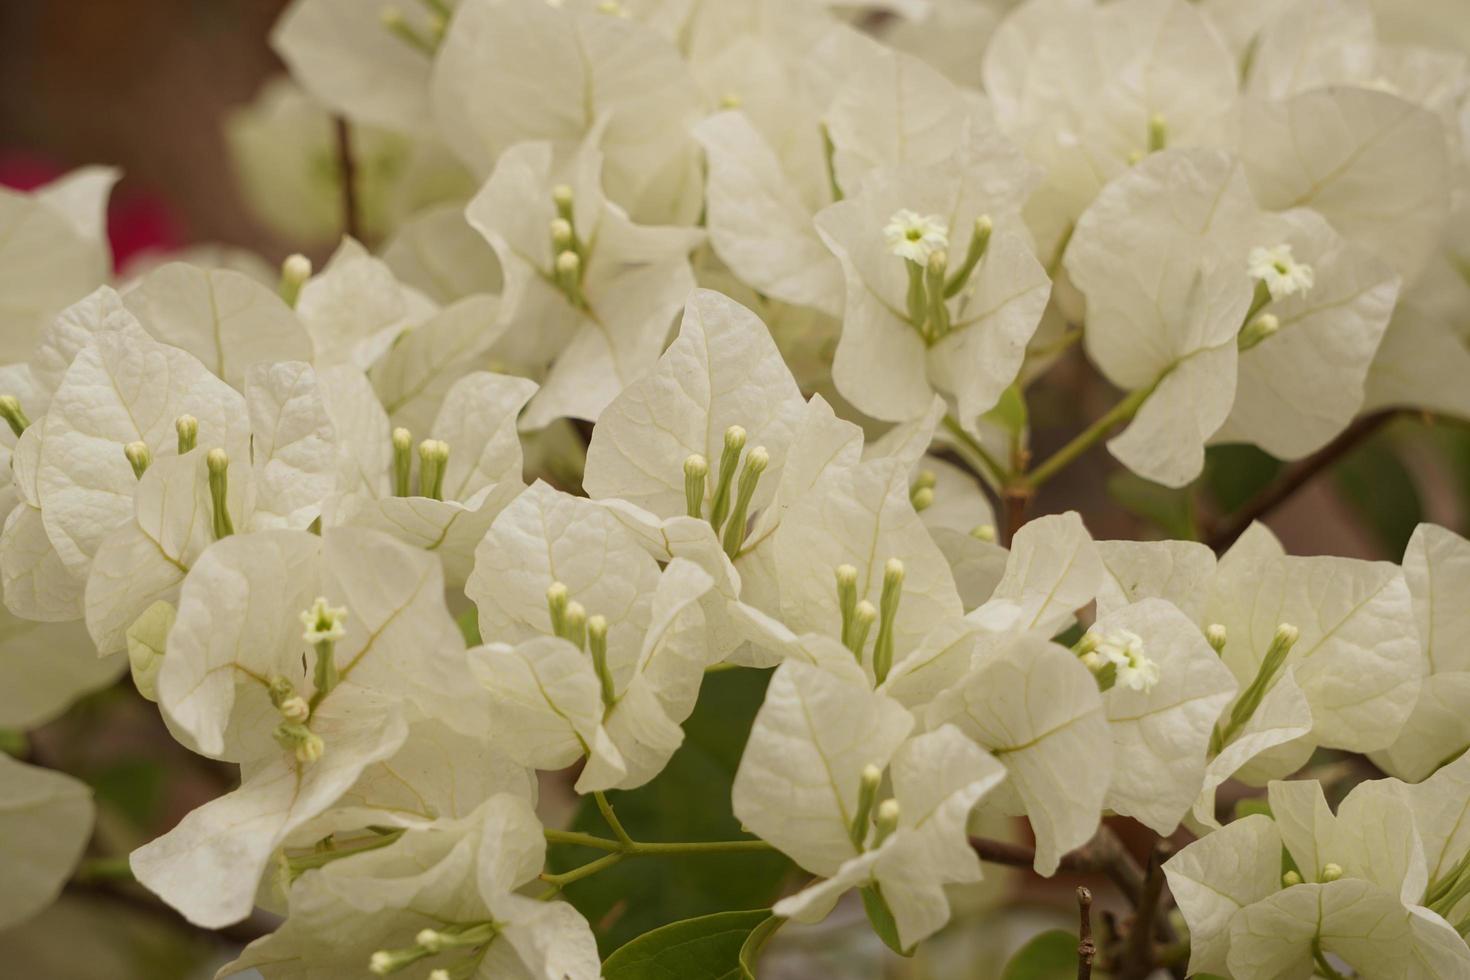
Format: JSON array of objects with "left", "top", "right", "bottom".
[
  {"left": 300, "top": 596, "right": 348, "bottom": 644},
  {"left": 884, "top": 209, "right": 949, "bottom": 264},
  {"left": 1093, "top": 627, "right": 1160, "bottom": 693},
  {"left": 1247, "top": 244, "right": 1315, "bottom": 301}
]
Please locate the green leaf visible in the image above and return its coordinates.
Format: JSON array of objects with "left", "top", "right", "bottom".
[
  {"left": 1106, "top": 469, "right": 1196, "bottom": 539},
  {"left": 547, "top": 669, "right": 793, "bottom": 954},
  {"left": 861, "top": 884, "right": 913, "bottom": 957},
  {"left": 738, "top": 915, "right": 784, "bottom": 979},
  {"left": 88, "top": 759, "right": 165, "bottom": 830},
  {"left": 602, "top": 909, "right": 774, "bottom": 979},
  {"left": 985, "top": 384, "right": 1029, "bottom": 435},
  {"left": 1001, "top": 929, "right": 1078, "bottom": 980},
  {"left": 1332, "top": 436, "right": 1423, "bottom": 557},
  {"left": 1234, "top": 797, "right": 1272, "bottom": 821},
  {"left": 1204, "top": 444, "right": 1283, "bottom": 514}
]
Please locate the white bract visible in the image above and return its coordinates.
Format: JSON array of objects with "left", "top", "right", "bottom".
[{"left": 7, "top": 0, "right": 1470, "bottom": 972}]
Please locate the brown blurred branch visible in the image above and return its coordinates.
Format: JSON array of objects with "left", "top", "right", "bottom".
[
  {"left": 1117, "top": 840, "right": 1173, "bottom": 979},
  {"left": 970, "top": 825, "right": 1145, "bottom": 905},
  {"left": 1076, "top": 886, "right": 1096, "bottom": 980},
  {"left": 1204, "top": 411, "right": 1399, "bottom": 552},
  {"left": 334, "top": 116, "right": 361, "bottom": 243}
]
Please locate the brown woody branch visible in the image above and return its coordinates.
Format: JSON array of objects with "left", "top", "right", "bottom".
[{"left": 1204, "top": 411, "right": 1399, "bottom": 552}]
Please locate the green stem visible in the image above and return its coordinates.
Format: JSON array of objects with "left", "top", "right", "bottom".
[
  {"left": 540, "top": 852, "right": 625, "bottom": 888},
  {"left": 595, "top": 791, "right": 634, "bottom": 846},
  {"left": 627, "top": 839, "right": 775, "bottom": 856},
  {"left": 73, "top": 856, "right": 134, "bottom": 883},
  {"left": 941, "top": 415, "right": 1008, "bottom": 486},
  {"left": 543, "top": 829, "right": 622, "bottom": 852},
  {"left": 1026, "top": 381, "right": 1158, "bottom": 489}
]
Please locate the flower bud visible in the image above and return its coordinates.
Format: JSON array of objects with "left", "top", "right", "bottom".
[
  {"left": 124, "top": 441, "right": 152, "bottom": 479},
  {"left": 683, "top": 453, "right": 708, "bottom": 519},
  {"left": 0, "top": 394, "right": 29, "bottom": 437},
  {"left": 1205, "top": 623, "right": 1227, "bottom": 654},
  {"left": 175, "top": 414, "right": 198, "bottom": 454},
  {"left": 279, "top": 253, "right": 311, "bottom": 307}
]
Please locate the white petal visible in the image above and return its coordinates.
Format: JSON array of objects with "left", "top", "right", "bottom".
[{"left": 0, "top": 755, "right": 93, "bottom": 930}]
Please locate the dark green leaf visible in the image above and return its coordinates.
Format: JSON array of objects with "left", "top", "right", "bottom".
[
  {"left": 985, "top": 384, "right": 1029, "bottom": 435},
  {"left": 1233, "top": 797, "right": 1272, "bottom": 821},
  {"left": 861, "top": 884, "right": 912, "bottom": 957},
  {"left": 1001, "top": 929, "right": 1078, "bottom": 980},
  {"left": 1106, "top": 470, "right": 1196, "bottom": 540},
  {"left": 1332, "top": 438, "right": 1422, "bottom": 558},
  {"left": 88, "top": 758, "right": 165, "bottom": 829},
  {"left": 1205, "top": 444, "right": 1282, "bottom": 513},
  {"left": 548, "top": 669, "right": 793, "bottom": 954},
  {"left": 738, "top": 915, "right": 784, "bottom": 979},
  {"left": 602, "top": 909, "right": 773, "bottom": 980}
]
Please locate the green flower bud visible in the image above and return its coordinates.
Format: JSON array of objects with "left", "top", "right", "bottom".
[{"left": 124, "top": 441, "right": 152, "bottom": 480}]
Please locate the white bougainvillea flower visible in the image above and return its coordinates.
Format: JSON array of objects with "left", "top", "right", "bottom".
[
  {"left": 328, "top": 369, "right": 535, "bottom": 584},
  {"left": 465, "top": 137, "right": 701, "bottom": 427},
  {"left": 1166, "top": 773, "right": 1470, "bottom": 978},
  {"left": 1205, "top": 524, "right": 1421, "bottom": 762},
  {"left": 883, "top": 209, "right": 950, "bottom": 264},
  {"left": 35, "top": 322, "right": 251, "bottom": 580},
  {"left": 1236, "top": 86, "right": 1450, "bottom": 283},
  {"left": 84, "top": 360, "right": 338, "bottom": 654},
  {"left": 0, "top": 753, "right": 95, "bottom": 931},
  {"left": 137, "top": 527, "right": 484, "bottom": 926},
  {"left": 1372, "top": 524, "right": 1470, "bottom": 781},
  {"left": 734, "top": 658, "right": 916, "bottom": 880},
  {"left": 1211, "top": 209, "right": 1400, "bottom": 461},
  {"left": 470, "top": 558, "right": 714, "bottom": 793},
  {"left": 982, "top": 0, "right": 1239, "bottom": 256},
  {"left": 0, "top": 166, "right": 117, "bottom": 362},
  {"left": 1065, "top": 148, "right": 1256, "bottom": 487},
  {"left": 1068, "top": 147, "right": 1399, "bottom": 482},
  {"left": 224, "top": 794, "right": 600, "bottom": 980},
  {"left": 773, "top": 726, "right": 1007, "bottom": 950},
  {"left": 735, "top": 660, "right": 1004, "bottom": 949},
  {"left": 1108, "top": 525, "right": 1422, "bottom": 827},
  {"left": 1090, "top": 599, "right": 1236, "bottom": 835},
  {"left": 882, "top": 510, "right": 1103, "bottom": 709},
  {"left": 1246, "top": 243, "right": 1316, "bottom": 300},
  {"left": 928, "top": 633, "right": 1112, "bottom": 876},
  {"left": 121, "top": 260, "right": 314, "bottom": 389},
  {"left": 433, "top": 0, "right": 705, "bottom": 225},
  {"left": 466, "top": 480, "right": 717, "bottom": 790},
  {"left": 583, "top": 289, "right": 808, "bottom": 658},
  {"left": 815, "top": 152, "right": 1050, "bottom": 425},
  {"left": 770, "top": 457, "right": 963, "bottom": 680}
]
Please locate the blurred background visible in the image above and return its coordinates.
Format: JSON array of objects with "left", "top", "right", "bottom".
[{"left": 3, "top": 1, "right": 1469, "bottom": 977}]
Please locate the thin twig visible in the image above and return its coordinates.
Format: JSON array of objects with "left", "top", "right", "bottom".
[
  {"left": 971, "top": 825, "right": 1144, "bottom": 906},
  {"left": 334, "top": 116, "right": 362, "bottom": 243},
  {"left": 1204, "top": 411, "right": 1398, "bottom": 552},
  {"left": 1076, "top": 886, "right": 1095, "bottom": 980},
  {"left": 1118, "top": 840, "right": 1173, "bottom": 979}
]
